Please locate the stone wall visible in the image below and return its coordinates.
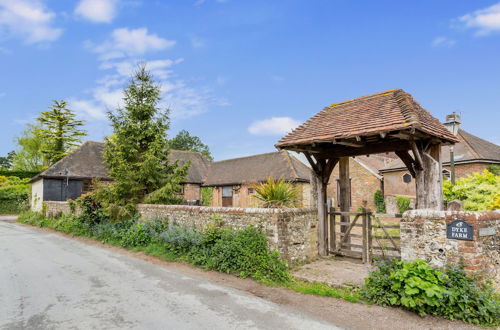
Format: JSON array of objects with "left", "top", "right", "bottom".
[
  {"left": 44, "top": 201, "right": 74, "bottom": 218},
  {"left": 137, "top": 204, "right": 318, "bottom": 263},
  {"left": 401, "top": 209, "right": 500, "bottom": 289}
]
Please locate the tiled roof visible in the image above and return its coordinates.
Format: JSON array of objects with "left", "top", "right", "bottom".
[
  {"left": 276, "top": 89, "right": 458, "bottom": 147},
  {"left": 32, "top": 142, "right": 211, "bottom": 184},
  {"left": 381, "top": 129, "right": 500, "bottom": 171},
  {"left": 204, "top": 151, "right": 311, "bottom": 186}
]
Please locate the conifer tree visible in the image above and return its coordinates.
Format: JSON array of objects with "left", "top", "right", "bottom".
[
  {"left": 37, "top": 100, "right": 86, "bottom": 163},
  {"left": 103, "top": 65, "right": 187, "bottom": 215}
]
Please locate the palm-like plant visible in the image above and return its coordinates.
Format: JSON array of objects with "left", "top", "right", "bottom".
[{"left": 253, "top": 177, "right": 300, "bottom": 208}]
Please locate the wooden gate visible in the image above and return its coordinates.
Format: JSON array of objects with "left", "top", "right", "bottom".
[{"left": 328, "top": 209, "right": 401, "bottom": 263}]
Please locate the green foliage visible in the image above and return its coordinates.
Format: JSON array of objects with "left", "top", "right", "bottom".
[
  {"left": 395, "top": 196, "right": 411, "bottom": 213},
  {"left": 12, "top": 123, "right": 48, "bottom": 171},
  {"left": 200, "top": 187, "right": 213, "bottom": 206},
  {"left": 37, "top": 100, "right": 87, "bottom": 164},
  {"left": 443, "top": 170, "right": 500, "bottom": 211},
  {"left": 169, "top": 130, "right": 212, "bottom": 160},
  {"left": 487, "top": 164, "right": 500, "bottom": 175},
  {"left": 102, "top": 65, "right": 187, "bottom": 218},
  {"left": 285, "top": 280, "right": 360, "bottom": 303},
  {"left": 0, "top": 170, "right": 39, "bottom": 179},
  {"left": 18, "top": 211, "right": 290, "bottom": 284},
  {"left": 253, "top": 177, "right": 300, "bottom": 208},
  {"left": 361, "top": 259, "right": 500, "bottom": 326},
  {"left": 0, "top": 151, "right": 16, "bottom": 169},
  {"left": 0, "top": 175, "right": 30, "bottom": 214},
  {"left": 374, "top": 190, "right": 386, "bottom": 213}
]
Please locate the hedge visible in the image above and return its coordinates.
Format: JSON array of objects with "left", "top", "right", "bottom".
[{"left": 0, "top": 170, "right": 39, "bottom": 179}]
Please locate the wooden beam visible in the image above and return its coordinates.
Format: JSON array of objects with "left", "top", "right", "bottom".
[
  {"left": 415, "top": 144, "right": 443, "bottom": 210},
  {"left": 303, "top": 152, "right": 320, "bottom": 175},
  {"left": 395, "top": 150, "right": 416, "bottom": 178},
  {"left": 410, "top": 140, "right": 424, "bottom": 170},
  {"left": 339, "top": 157, "right": 351, "bottom": 248},
  {"left": 334, "top": 140, "right": 365, "bottom": 148}
]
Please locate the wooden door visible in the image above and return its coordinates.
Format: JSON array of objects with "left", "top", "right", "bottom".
[{"left": 222, "top": 186, "right": 233, "bottom": 207}]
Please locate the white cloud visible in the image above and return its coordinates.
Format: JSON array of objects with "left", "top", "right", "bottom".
[
  {"left": 75, "top": 0, "right": 118, "bottom": 23},
  {"left": 459, "top": 2, "right": 500, "bottom": 35},
  {"left": 271, "top": 75, "right": 285, "bottom": 82},
  {"left": 432, "top": 36, "right": 456, "bottom": 48},
  {"left": 248, "top": 117, "right": 300, "bottom": 136},
  {"left": 0, "top": 92, "right": 5, "bottom": 97},
  {"left": 88, "top": 27, "right": 176, "bottom": 60},
  {"left": 0, "top": 0, "right": 62, "bottom": 43}
]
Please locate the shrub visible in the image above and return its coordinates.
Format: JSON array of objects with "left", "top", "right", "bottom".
[
  {"left": 120, "top": 223, "right": 152, "bottom": 248},
  {"left": 160, "top": 225, "right": 203, "bottom": 256},
  {"left": 396, "top": 196, "right": 411, "bottom": 213},
  {"left": 374, "top": 190, "right": 386, "bottom": 213},
  {"left": 0, "top": 175, "right": 30, "bottom": 214},
  {"left": 487, "top": 164, "right": 500, "bottom": 176},
  {"left": 253, "top": 177, "right": 300, "bottom": 208},
  {"left": 361, "top": 259, "right": 500, "bottom": 326},
  {"left": 443, "top": 170, "right": 500, "bottom": 211},
  {"left": 0, "top": 170, "right": 39, "bottom": 179},
  {"left": 200, "top": 187, "right": 213, "bottom": 206}
]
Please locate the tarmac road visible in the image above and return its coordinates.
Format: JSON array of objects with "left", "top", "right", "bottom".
[{"left": 0, "top": 219, "right": 339, "bottom": 330}]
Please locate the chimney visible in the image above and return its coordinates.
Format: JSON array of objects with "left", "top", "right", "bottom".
[{"left": 443, "top": 112, "right": 461, "bottom": 136}]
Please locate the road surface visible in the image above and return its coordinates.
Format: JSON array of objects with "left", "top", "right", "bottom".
[{"left": 0, "top": 219, "right": 338, "bottom": 330}]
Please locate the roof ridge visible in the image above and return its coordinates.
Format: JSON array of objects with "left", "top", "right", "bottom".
[
  {"left": 393, "top": 90, "right": 421, "bottom": 127},
  {"left": 328, "top": 88, "right": 400, "bottom": 108},
  {"left": 212, "top": 151, "right": 280, "bottom": 164},
  {"left": 38, "top": 142, "right": 87, "bottom": 176},
  {"left": 283, "top": 151, "right": 299, "bottom": 179}
]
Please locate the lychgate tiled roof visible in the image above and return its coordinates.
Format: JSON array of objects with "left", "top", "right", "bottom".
[
  {"left": 276, "top": 89, "right": 459, "bottom": 147},
  {"left": 204, "top": 151, "right": 311, "bottom": 186}
]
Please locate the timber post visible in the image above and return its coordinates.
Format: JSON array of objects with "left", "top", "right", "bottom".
[{"left": 339, "top": 157, "right": 351, "bottom": 246}]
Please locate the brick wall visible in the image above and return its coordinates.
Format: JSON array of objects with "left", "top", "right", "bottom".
[
  {"left": 210, "top": 182, "right": 313, "bottom": 208},
  {"left": 137, "top": 204, "right": 318, "bottom": 263},
  {"left": 327, "top": 157, "right": 382, "bottom": 211},
  {"left": 183, "top": 183, "right": 201, "bottom": 203},
  {"left": 401, "top": 210, "right": 500, "bottom": 290}
]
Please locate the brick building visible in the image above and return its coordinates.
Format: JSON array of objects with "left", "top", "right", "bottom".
[
  {"left": 204, "top": 151, "right": 313, "bottom": 208},
  {"left": 380, "top": 129, "right": 500, "bottom": 213},
  {"left": 326, "top": 154, "right": 395, "bottom": 211}
]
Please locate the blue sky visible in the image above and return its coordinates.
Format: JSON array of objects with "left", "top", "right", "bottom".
[{"left": 1, "top": 0, "right": 499, "bottom": 160}]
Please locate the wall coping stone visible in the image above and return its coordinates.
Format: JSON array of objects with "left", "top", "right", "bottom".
[
  {"left": 137, "top": 204, "right": 317, "bottom": 215},
  {"left": 403, "top": 209, "right": 500, "bottom": 222}
]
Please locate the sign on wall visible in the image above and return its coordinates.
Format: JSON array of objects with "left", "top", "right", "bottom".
[{"left": 446, "top": 220, "right": 473, "bottom": 241}]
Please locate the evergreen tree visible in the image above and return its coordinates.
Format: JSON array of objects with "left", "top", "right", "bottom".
[
  {"left": 37, "top": 100, "right": 87, "bottom": 163},
  {"left": 169, "top": 130, "right": 212, "bottom": 160},
  {"left": 0, "top": 151, "right": 16, "bottom": 169},
  {"left": 103, "top": 66, "right": 187, "bottom": 216}
]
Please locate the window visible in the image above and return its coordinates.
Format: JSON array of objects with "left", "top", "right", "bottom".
[
  {"left": 402, "top": 173, "right": 412, "bottom": 184},
  {"left": 442, "top": 169, "right": 451, "bottom": 181},
  {"left": 82, "top": 180, "right": 93, "bottom": 194},
  {"left": 222, "top": 186, "right": 233, "bottom": 197},
  {"left": 247, "top": 187, "right": 255, "bottom": 194}
]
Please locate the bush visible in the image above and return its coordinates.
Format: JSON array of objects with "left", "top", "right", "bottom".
[
  {"left": 17, "top": 211, "right": 290, "bottom": 284},
  {"left": 443, "top": 170, "right": 500, "bottom": 211},
  {"left": 200, "top": 187, "right": 213, "bottom": 206},
  {"left": 396, "top": 196, "right": 411, "bottom": 213},
  {"left": 361, "top": 259, "right": 500, "bottom": 326},
  {"left": 253, "top": 177, "right": 300, "bottom": 208},
  {"left": 0, "top": 170, "right": 39, "bottom": 179},
  {"left": 374, "top": 190, "right": 386, "bottom": 213},
  {"left": 487, "top": 164, "right": 500, "bottom": 176},
  {"left": 0, "top": 175, "right": 30, "bottom": 214}
]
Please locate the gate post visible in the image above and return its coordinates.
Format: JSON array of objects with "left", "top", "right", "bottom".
[
  {"left": 362, "top": 211, "right": 367, "bottom": 263},
  {"left": 366, "top": 210, "right": 373, "bottom": 263}
]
